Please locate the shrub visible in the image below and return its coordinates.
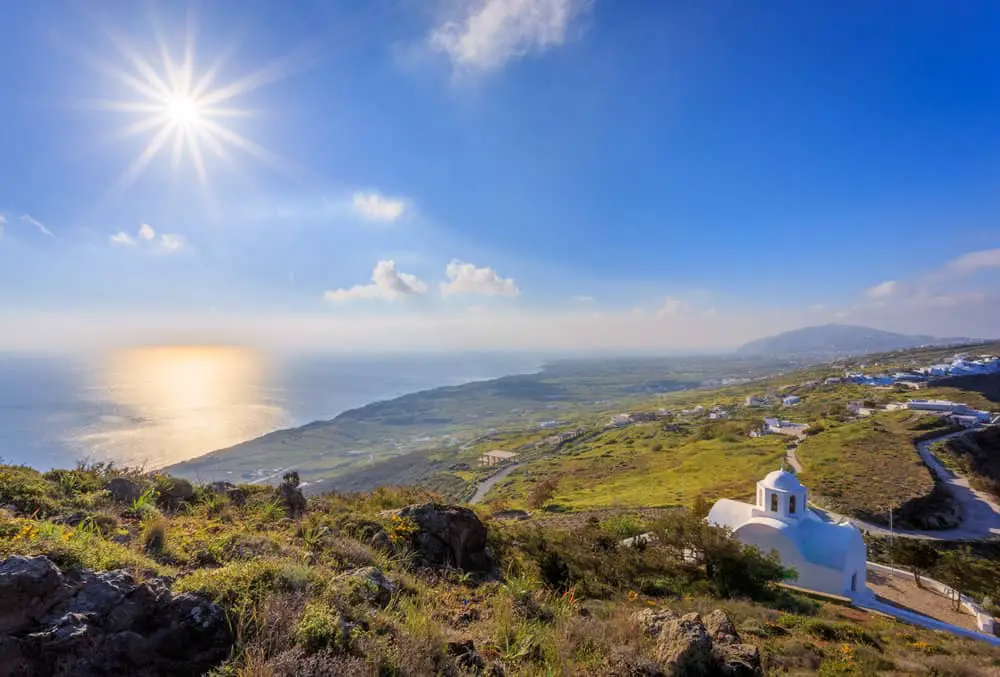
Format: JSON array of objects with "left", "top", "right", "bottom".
[
  {"left": 175, "top": 559, "right": 316, "bottom": 612},
  {"left": 528, "top": 479, "right": 558, "bottom": 509},
  {"left": 141, "top": 516, "right": 167, "bottom": 553},
  {"left": 0, "top": 466, "right": 60, "bottom": 515},
  {"left": 294, "top": 603, "right": 351, "bottom": 654}
]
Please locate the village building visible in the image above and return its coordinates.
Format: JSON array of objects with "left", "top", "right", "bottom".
[
  {"left": 479, "top": 450, "right": 519, "bottom": 468},
  {"left": 782, "top": 395, "right": 801, "bottom": 406},
  {"left": 708, "top": 469, "right": 870, "bottom": 601}
]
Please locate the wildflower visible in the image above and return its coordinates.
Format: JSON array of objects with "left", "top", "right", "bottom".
[{"left": 627, "top": 590, "right": 639, "bottom": 602}]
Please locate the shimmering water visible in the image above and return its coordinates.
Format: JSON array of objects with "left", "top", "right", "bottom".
[{"left": 0, "top": 349, "right": 540, "bottom": 470}]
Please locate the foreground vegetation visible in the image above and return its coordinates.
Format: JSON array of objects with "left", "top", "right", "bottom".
[{"left": 4, "top": 463, "right": 1000, "bottom": 675}]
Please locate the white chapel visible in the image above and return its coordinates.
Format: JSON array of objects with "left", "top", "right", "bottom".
[{"left": 708, "top": 469, "right": 870, "bottom": 601}]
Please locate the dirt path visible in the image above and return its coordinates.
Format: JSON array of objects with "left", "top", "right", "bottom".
[
  {"left": 469, "top": 463, "right": 523, "bottom": 504},
  {"left": 799, "top": 430, "right": 1000, "bottom": 541}
]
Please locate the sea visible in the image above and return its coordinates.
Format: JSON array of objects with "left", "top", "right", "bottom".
[{"left": 0, "top": 348, "right": 542, "bottom": 472}]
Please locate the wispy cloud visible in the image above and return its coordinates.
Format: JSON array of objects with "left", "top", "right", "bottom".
[
  {"left": 352, "top": 192, "right": 407, "bottom": 222},
  {"left": 943, "top": 248, "right": 1000, "bottom": 275},
  {"left": 441, "top": 260, "right": 519, "bottom": 296},
  {"left": 110, "top": 232, "right": 136, "bottom": 246},
  {"left": 429, "top": 0, "right": 591, "bottom": 73},
  {"left": 324, "top": 260, "right": 428, "bottom": 302},
  {"left": 866, "top": 280, "right": 898, "bottom": 299},
  {"left": 109, "top": 223, "right": 187, "bottom": 254},
  {"left": 20, "top": 214, "right": 55, "bottom": 238}
]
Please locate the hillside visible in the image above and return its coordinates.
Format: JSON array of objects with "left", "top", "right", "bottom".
[
  {"left": 736, "top": 324, "right": 981, "bottom": 358},
  {"left": 166, "top": 354, "right": 803, "bottom": 486},
  {"left": 2, "top": 464, "right": 1000, "bottom": 675}
]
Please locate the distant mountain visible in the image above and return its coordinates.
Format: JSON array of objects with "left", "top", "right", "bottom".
[{"left": 735, "top": 324, "right": 982, "bottom": 358}]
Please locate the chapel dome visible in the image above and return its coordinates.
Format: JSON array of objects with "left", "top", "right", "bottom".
[{"left": 760, "top": 469, "right": 804, "bottom": 492}]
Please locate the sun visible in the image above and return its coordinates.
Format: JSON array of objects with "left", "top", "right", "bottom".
[
  {"left": 91, "top": 22, "right": 295, "bottom": 193},
  {"left": 166, "top": 96, "right": 202, "bottom": 127}
]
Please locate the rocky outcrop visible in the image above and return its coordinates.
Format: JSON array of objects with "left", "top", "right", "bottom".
[
  {"left": 207, "top": 481, "right": 248, "bottom": 507},
  {"left": 387, "top": 503, "right": 495, "bottom": 573},
  {"left": 635, "top": 608, "right": 762, "bottom": 676},
  {"left": 0, "top": 555, "right": 231, "bottom": 677},
  {"left": 105, "top": 478, "right": 146, "bottom": 505},
  {"left": 157, "top": 477, "right": 194, "bottom": 506},
  {"left": 336, "top": 566, "right": 396, "bottom": 608}
]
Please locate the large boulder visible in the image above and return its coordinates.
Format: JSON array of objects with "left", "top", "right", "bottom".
[
  {"left": 638, "top": 609, "right": 762, "bottom": 677},
  {"left": 157, "top": 477, "right": 194, "bottom": 506},
  {"left": 387, "top": 503, "right": 495, "bottom": 573},
  {"left": 0, "top": 555, "right": 230, "bottom": 677},
  {"left": 105, "top": 478, "right": 145, "bottom": 505}
]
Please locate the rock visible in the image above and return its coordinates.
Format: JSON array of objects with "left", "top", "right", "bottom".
[
  {"left": 656, "top": 613, "right": 715, "bottom": 675},
  {"left": 207, "top": 481, "right": 247, "bottom": 506},
  {"left": 336, "top": 566, "right": 396, "bottom": 608},
  {"left": 0, "top": 555, "right": 68, "bottom": 634},
  {"left": 704, "top": 609, "right": 740, "bottom": 645},
  {"left": 0, "top": 555, "right": 231, "bottom": 677},
  {"left": 158, "top": 477, "right": 194, "bottom": 505},
  {"left": 387, "top": 503, "right": 495, "bottom": 573},
  {"left": 106, "top": 477, "right": 145, "bottom": 504},
  {"left": 276, "top": 471, "right": 307, "bottom": 517},
  {"left": 606, "top": 646, "right": 666, "bottom": 677},
  {"left": 641, "top": 609, "right": 762, "bottom": 677},
  {"left": 370, "top": 529, "right": 393, "bottom": 553},
  {"left": 447, "top": 639, "right": 485, "bottom": 672},
  {"left": 633, "top": 608, "right": 678, "bottom": 638},
  {"left": 718, "top": 643, "right": 763, "bottom": 677}
]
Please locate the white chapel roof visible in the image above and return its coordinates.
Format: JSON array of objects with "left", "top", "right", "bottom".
[
  {"left": 706, "top": 498, "right": 754, "bottom": 531},
  {"left": 760, "top": 469, "right": 804, "bottom": 492}
]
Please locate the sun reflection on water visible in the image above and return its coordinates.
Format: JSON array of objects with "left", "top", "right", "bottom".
[{"left": 70, "top": 346, "right": 289, "bottom": 469}]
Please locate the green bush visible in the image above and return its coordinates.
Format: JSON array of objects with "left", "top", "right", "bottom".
[
  {"left": 0, "top": 466, "right": 60, "bottom": 515},
  {"left": 175, "top": 559, "right": 316, "bottom": 611},
  {"left": 294, "top": 603, "right": 351, "bottom": 654}
]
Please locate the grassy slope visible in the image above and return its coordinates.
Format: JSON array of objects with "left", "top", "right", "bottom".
[
  {"left": 2, "top": 464, "right": 1000, "bottom": 676},
  {"left": 487, "top": 422, "right": 787, "bottom": 509},
  {"left": 794, "top": 411, "right": 947, "bottom": 522}
]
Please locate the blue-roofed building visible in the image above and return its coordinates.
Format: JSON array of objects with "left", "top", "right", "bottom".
[{"left": 708, "top": 470, "right": 870, "bottom": 601}]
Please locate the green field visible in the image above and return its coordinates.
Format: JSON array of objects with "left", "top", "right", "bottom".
[
  {"left": 795, "top": 410, "right": 954, "bottom": 526},
  {"left": 485, "top": 421, "right": 787, "bottom": 509}
]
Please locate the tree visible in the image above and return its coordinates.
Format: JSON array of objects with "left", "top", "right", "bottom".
[
  {"left": 528, "top": 479, "right": 558, "bottom": 509},
  {"left": 890, "top": 539, "right": 939, "bottom": 588}
]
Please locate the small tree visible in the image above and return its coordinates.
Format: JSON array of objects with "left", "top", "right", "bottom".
[
  {"left": 891, "top": 539, "right": 939, "bottom": 588},
  {"left": 528, "top": 479, "right": 558, "bottom": 509}
]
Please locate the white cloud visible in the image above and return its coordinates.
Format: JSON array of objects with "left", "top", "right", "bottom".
[
  {"left": 157, "top": 234, "right": 186, "bottom": 253},
  {"left": 109, "top": 224, "right": 186, "bottom": 254},
  {"left": 866, "top": 280, "right": 898, "bottom": 299},
  {"left": 110, "top": 232, "right": 136, "bottom": 246},
  {"left": 352, "top": 192, "right": 406, "bottom": 222},
  {"left": 943, "top": 248, "right": 1000, "bottom": 274},
  {"left": 0, "top": 214, "right": 6, "bottom": 241},
  {"left": 20, "top": 214, "right": 55, "bottom": 238},
  {"left": 572, "top": 295, "right": 596, "bottom": 303},
  {"left": 429, "top": 0, "right": 590, "bottom": 73},
  {"left": 324, "top": 260, "right": 428, "bottom": 302},
  {"left": 440, "top": 260, "right": 519, "bottom": 297}
]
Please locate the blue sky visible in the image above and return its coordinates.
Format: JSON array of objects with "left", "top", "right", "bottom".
[{"left": 2, "top": 0, "right": 999, "bottom": 352}]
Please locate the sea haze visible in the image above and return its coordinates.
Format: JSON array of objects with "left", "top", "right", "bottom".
[{"left": 0, "top": 349, "right": 542, "bottom": 471}]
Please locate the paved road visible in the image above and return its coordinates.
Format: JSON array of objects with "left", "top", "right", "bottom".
[
  {"left": 794, "top": 430, "right": 1000, "bottom": 541},
  {"left": 469, "top": 463, "right": 523, "bottom": 504}
]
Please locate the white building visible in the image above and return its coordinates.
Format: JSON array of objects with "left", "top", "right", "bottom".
[
  {"left": 479, "top": 450, "right": 519, "bottom": 468},
  {"left": 708, "top": 470, "right": 870, "bottom": 601},
  {"left": 783, "top": 395, "right": 801, "bottom": 406}
]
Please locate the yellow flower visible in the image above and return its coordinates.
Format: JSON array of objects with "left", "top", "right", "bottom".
[{"left": 627, "top": 590, "right": 639, "bottom": 601}]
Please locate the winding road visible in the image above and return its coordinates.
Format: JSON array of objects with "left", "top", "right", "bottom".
[
  {"left": 789, "top": 430, "right": 1000, "bottom": 541},
  {"left": 469, "top": 463, "right": 523, "bottom": 504}
]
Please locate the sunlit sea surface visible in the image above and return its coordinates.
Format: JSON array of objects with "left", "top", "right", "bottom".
[{"left": 0, "top": 348, "right": 540, "bottom": 471}]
